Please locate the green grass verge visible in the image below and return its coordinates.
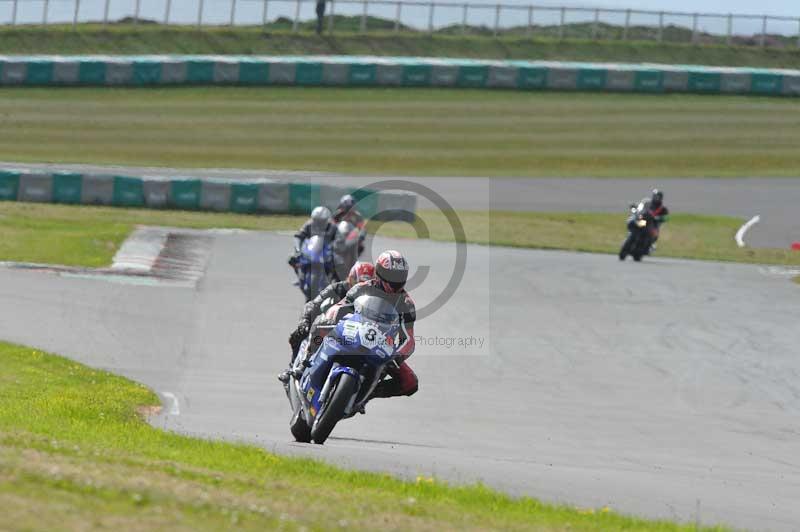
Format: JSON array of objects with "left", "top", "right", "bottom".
[
  {"left": 2, "top": 87, "right": 800, "bottom": 177},
  {"left": 0, "top": 341, "right": 723, "bottom": 530},
  {"left": 0, "top": 202, "right": 306, "bottom": 267},
  {"left": 2, "top": 26, "right": 800, "bottom": 69},
  {"left": 1, "top": 202, "right": 799, "bottom": 269},
  {"left": 377, "top": 210, "right": 800, "bottom": 266}
]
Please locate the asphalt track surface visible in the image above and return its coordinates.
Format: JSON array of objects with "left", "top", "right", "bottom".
[
  {"left": 1, "top": 230, "right": 799, "bottom": 531},
  {"left": 2, "top": 162, "right": 799, "bottom": 248}
]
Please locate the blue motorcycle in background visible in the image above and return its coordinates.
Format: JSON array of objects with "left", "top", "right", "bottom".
[
  {"left": 284, "top": 295, "right": 400, "bottom": 444},
  {"left": 296, "top": 234, "right": 333, "bottom": 302}
]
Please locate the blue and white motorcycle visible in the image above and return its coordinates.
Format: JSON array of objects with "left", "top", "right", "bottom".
[
  {"left": 296, "top": 234, "right": 333, "bottom": 302},
  {"left": 284, "top": 295, "right": 400, "bottom": 444}
]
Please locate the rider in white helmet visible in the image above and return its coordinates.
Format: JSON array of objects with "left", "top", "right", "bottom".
[{"left": 288, "top": 205, "right": 338, "bottom": 280}]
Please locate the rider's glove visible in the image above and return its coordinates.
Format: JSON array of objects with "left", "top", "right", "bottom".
[{"left": 288, "top": 320, "right": 310, "bottom": 347}]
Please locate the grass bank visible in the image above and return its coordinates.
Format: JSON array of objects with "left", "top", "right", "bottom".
[
  {"left": 2, "top": 87, "right": 800, "bottom": 177},
  {"left": 2, "top": 26, "right": 800, "bottom": 69},
  {"left": 0, "top": 341, "right": 718, "bottom": 530},
  {"left": 1, "top": 202, "right": 799, "bottom": 268},
  {"left": 0, "top": 202, "right": 305, "bottom": 267}
]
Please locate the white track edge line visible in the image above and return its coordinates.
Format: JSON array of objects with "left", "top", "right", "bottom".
[
  {"left": 735, "top": 215, "right": 761, "bottom": 248},
  {"left": 161, "top": 392, "right": 181, "bottom": 416}
]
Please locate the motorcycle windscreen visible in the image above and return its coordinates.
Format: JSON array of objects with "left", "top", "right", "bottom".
[
  {"left": 353, "top": 295, "right": 399, "bottom": 329},
  {"left": 302, "top": 235, "right": 326, "bottom": 263}
]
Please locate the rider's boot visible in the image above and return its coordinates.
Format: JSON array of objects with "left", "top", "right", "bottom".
[{"left": 278, "top": 342, "right": 314, "bottom": 383}]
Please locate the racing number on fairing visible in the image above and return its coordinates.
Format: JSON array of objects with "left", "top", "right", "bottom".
[{"left": 359, "top": 322, "right": 386, "bottom": 352}]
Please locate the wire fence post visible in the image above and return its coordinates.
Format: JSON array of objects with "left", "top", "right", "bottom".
[
  {"left": 11, "top": 0, "right": 18, "bottom": 26},
  {"left": 558, "top": 7, "right": 565, "bottom": 40},
  {"left": 262, "top": 0, "right": 269, "bottom": 28},
  {"left": 797, "top": 18, "right": 800, "bottom": 49},
  {"left": 591, "top": 8, "right": 599, "bottom": 40},
  {"left": 43, "top": 0, "right": 50, "bottom": 25},
  {"left": 360, "top": 0, "right": 367, "bottom": 32},
  {"left": 328, "top": 0, "right": 334, "bottom": 33},
  {"left": 394, "top": 1, "right": 401, "bottom": 32},
  {"left": 493, "top": 4, "right": 500, "bottom": 37},
  {"left": 134, "top": 0, "right": 141, "bottom": 25},
  {"left": 164, "top": 0, "right": 172, "bottom": 24},
  {"left": 527, "top": 6, "right": 533, "bottom": 38},
  {"left": 760, "top": 15, "right": 767, "bottom": 47},
  {"left": 726, "top": 13, "right": 732, "bottom": 45},
  {"left": 691, "top": 13, "right": 698, "bottom": 43},
  {"left": 197, "top": 0, "right": 204, "bottom": 29},
  {"left": 623, "top": 8, "right": 630, "bottom": 40},
  {"left": 230, "top": 0, "right": 237, "bottom": 26},
  {"left": 428, "top": 2, "right": 434, "bottom": 34},
  {"left": 72, "top": 0, "right": 81, "bottom": 29},
  {"left": 657, "top": 11, "right": 663, "bottom": 42},
  {"left": 461, "top": 4, "right": 467, "bottom": 35},
  {"left": 292, "top": 0, "right": 300, "bottom": 32}
]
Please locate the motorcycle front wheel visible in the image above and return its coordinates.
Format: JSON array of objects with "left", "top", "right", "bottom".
[
  {"left": 311, "top": 372, "right": 358, "bottom": 445},
  {"left": 619, "top": 234, "right": 634, "bottom": 261}
]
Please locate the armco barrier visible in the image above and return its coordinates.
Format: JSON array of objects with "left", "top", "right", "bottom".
[
  {"left": 0, "top": 55, "right": 799, "bottom": 96},
  {"left": 0, "top": 169, "right": 417, "bottom": 221}
]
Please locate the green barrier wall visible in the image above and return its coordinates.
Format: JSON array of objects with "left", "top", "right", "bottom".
[
  {"left": 0, "top": 169, "right": 417, "bottom": 221},
  {"left": 170, "top": 179, "right": 202, "bottom": 210},
  {"left": 53, "top": 172, "right": 83, "bottom": 204},
  {"left": 1, "top": 55, "right": 796, "bottom": 96},
  {"left": 0, "top": 170, "right": 20, "bottom": 201},
  {"left": 113, "top": 176, "right": 145, "bottom": 207}
]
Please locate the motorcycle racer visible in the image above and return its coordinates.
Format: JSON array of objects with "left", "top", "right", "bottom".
[
  {"left": 279, "top": 251, "right": 418, "bottom": 400},
  {"left": 332, "top": 194, "right": 366, "bottom": 256},
  {"left": 340, "top": 250, "right": 418, "bottom": 399},
  {"left": 644, "top": 189, "right": 670, "bottom": 245},
  {"left": 283, "top": 262, "right": 376, "bottom": 372},
  {"left": 288, "top": 205, "right": 338, "bottom": 282}
]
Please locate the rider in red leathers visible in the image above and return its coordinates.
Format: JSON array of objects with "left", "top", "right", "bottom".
[
  {"left": 340, "top": 250, "right": 418, "bottom": 398},
  {"left": 280, "top": 250, "right": 418, "bottom": 398}
]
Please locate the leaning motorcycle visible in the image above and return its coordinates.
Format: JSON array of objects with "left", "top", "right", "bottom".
[
  {"left": 619, "top": 201, "right": 657, "bottom": 262},
  {"left": 284, "top": 295, "right": 400, "bottom": 444},
  {"left": 296, "top": 234, "right": 333, "bottom": 301},
  {"left": 333, "top": 220, "right": 362, "bottom": 281}
]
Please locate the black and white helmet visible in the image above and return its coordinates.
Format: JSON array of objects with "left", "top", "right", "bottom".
[
  {"left": 310, "top": 206, "right": 332, "bottom": 233},
  {"left": 651, "top": 189, "right": 664, "bottom": 208},
  {"left": 375, "top": 250, "right": 409, "bottom": 293}
]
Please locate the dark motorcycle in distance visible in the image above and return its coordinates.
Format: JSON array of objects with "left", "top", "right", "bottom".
[{"left": 619, "top": 201, "right": 657, "bottom": 262}]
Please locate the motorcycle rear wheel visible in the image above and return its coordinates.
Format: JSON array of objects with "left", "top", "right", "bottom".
[{"left": 311, "top": 373, "right": 358, "bottom": 445}]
